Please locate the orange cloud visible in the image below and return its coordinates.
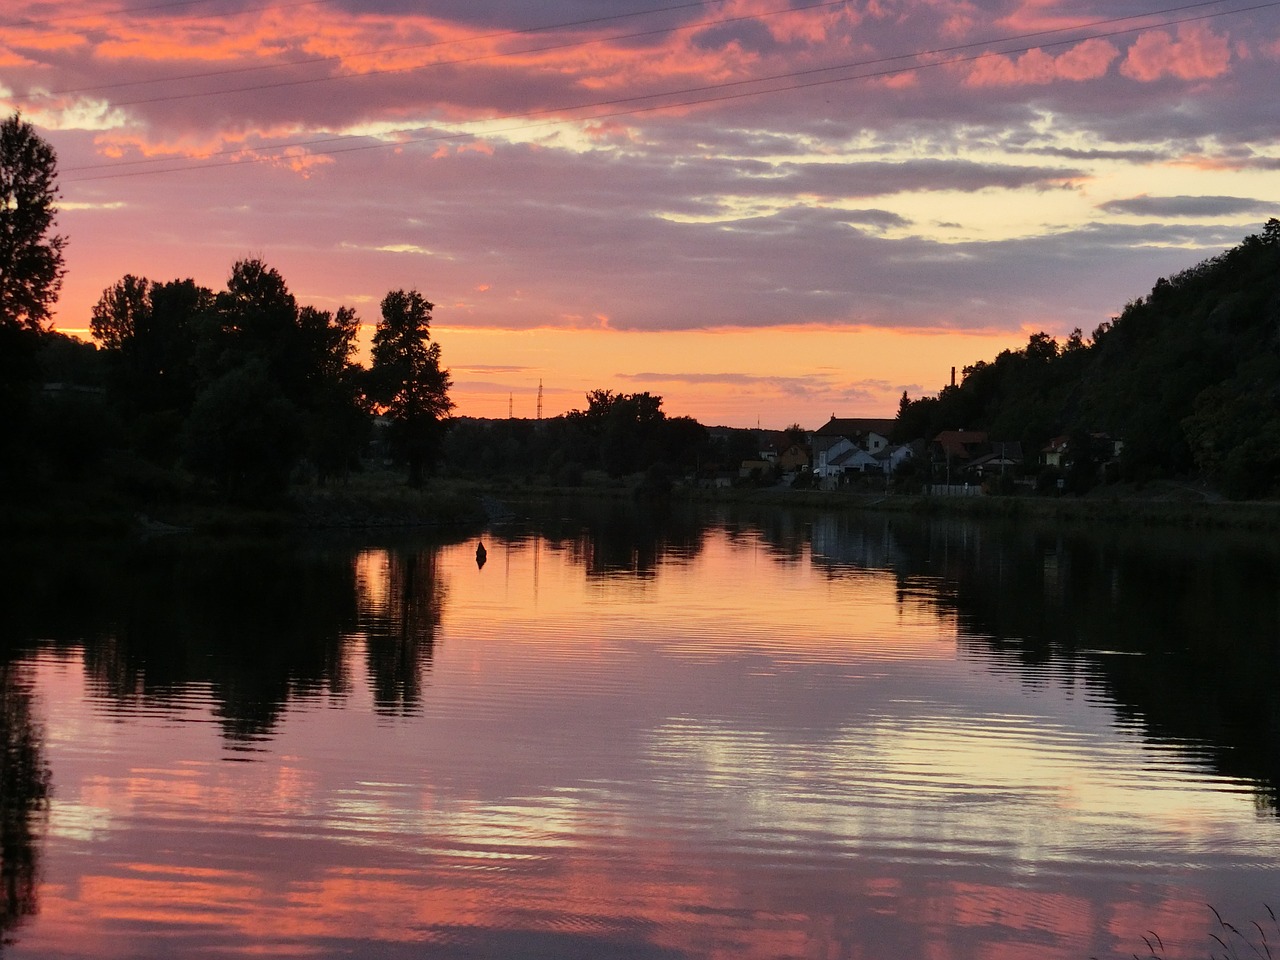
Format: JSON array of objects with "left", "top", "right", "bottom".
[
  {"left": 1120, "top": 24, "right": 1232, "bottom": 82},
  {"left": 275, "top": 146, "right": 335, "bottom": 177},
  {"left": 2, "top": 22, "right": 90, "bottom": 54},
  {"left": 965, "top": 38, "right": 1118, "bottom": 87},
  {"left": 92, "top": 126, "right": 267, "bottom": 161},
  {"left": 0, "top": 48, "right": 40, "bottom": 68}
]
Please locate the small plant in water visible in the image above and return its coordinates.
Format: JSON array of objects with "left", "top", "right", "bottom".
[{"left": 1108, "top": 905, "right": 1277, "bottom": 960}]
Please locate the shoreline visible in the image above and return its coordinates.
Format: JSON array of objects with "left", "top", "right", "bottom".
[
  {"left": 5, "top": 473, "right": 1278, "bottom": 538},
  {"left": 674, "top": 484, "right": 1280, "bottom": 531}
]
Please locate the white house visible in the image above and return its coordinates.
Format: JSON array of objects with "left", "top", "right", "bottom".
[{"left": 877, "top": 443, "right": 914, "bottom": 475}]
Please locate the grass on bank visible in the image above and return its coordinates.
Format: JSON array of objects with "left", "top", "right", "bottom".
[
  {"left": 0, "top": 460, "right": 489, "bottom": 537},
  {"left": 1100, "top": 905, "right": 1277, "bottom": 960},
  {"left": 8, "top": 452, "right": 1280, "bottom": 537}
]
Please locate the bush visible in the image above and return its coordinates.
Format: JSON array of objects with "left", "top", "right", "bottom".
[{"left": 182, "top": 361, "right": 302, "bottom": 504}]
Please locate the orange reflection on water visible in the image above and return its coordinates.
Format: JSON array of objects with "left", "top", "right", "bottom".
[
  {"left": 441, "top": 531, "right": 960, "bottom": 663},
  {"left": 31, "top": 845, "right": 1228, "bottom": 960},
  {"left": 14, "top": 528, "right": 1277, "bottom": 960}
]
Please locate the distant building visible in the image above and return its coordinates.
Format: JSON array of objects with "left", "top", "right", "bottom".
[{"left": 812, "top": 416, "right": 896, "bottom": 481}]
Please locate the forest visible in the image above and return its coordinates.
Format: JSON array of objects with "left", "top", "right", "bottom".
[
  {"left": 3, "top": 262, "right": 453, "bottom": 505},
  {"left": 895, "top": 218, "right": 1280, "bottom": 499}
]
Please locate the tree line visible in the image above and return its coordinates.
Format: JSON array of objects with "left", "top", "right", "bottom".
[
  {"left": 88, "top": 265, "right": 452, "bottom": 498},
  {"left": 0, "top": 112, "right": 722, "bottom": 508},
  {"left": 0, "top": 112, "right": 452, "bottom": 503},
  {"left": 5, "top": 109, "right": 1277, "bottom": 505},
  {"left": 895, "top": 218, "right": 1280, "bottom": 499}
]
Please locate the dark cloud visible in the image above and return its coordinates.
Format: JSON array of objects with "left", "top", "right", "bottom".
[
  {"left": 1097, "top": 195, "right": 1275, "bottom": 218},
  {"left": 457, "top": 364, "right": 532, "bottom": 374},
  {"left": 60, "top": 128, "right": 1251, "bottom": 341},
  {"left": 691, "top": 20, "right": 780, "bottom": 56},
  {"left": 619, "top": 371, "right": 828, "bottom": 386},
  {"left": 329, "top": 0, "right": 688, "bottom": 31},
  {"left": 763, "top": 158, "right": 1085, "bottom": 197}
]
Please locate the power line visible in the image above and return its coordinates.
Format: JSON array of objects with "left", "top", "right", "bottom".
[
  {"left": 74, "top": 0, "right": 853, "bottom": 109},
  {"left": 58, "top": 0, "right": 1280, "bottom": 183},
  {"left": 9, "top": 0, "right": 736, "bottom": 101},
  {"left": 61, "top": 0, "right": 1255, "bottom": 175},
  {"left": 2, "top": 0, "right": 329, "bottom": 31},
  {"left": 15, "top": 0, "right": 1234, "bottom": 108}
]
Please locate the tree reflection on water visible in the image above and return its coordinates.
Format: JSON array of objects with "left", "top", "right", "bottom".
[
  {"left": 0, "top": 661, "right": 49, "bottom": 950},
  {"left": 355, "top": 546, "right": 444, "bottom": 716},
  {"left": 808, "top": 511, "right": 1280, "bottom": 812},
  {"left": 0, "top": 534, "right": 454, "bottom": 745},
  {"left": 4, "top": 504, "right": 1279, "bottom": 813}
]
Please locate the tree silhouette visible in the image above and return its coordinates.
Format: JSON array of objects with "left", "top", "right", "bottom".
[
  {"left": 181, "top": 359, "right": 302, "bottom": 502},
  {"left": 296, "top": 304, "right": 368, "bottom": 483},
  {"left": 369, "top": 289, "right": 454, "bottom": 487},
  {"left": 90, "top": 275, "right": 209, "bottom": 432},
  {"left": 203, "top": 259, "right": 301, "bottom": 387},
  {"left": 360, "top": 548, "right": 443, "bottom": 716},
  {"left": 0, "top": 114, "right": 67, "bottom": 483},
  {"left": 0, "top": 114, "right": 65, "bottom": 335}
]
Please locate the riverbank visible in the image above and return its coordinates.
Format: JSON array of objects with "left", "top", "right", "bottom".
[
  {"left": 5, "top": 471, "right": 1277, "bottom": 538},
  {"left": 0, "top": 471, "right": 491, "bottom": 538},
  {"left": 674, "top": 480, "right": 1280, "bottom": 531}
]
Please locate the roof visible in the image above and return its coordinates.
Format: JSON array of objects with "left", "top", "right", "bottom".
[
  {"left": 967, "top": 448, "right": 1022, "bottom": 470},
  {"left": 830, "top": 448, "right": 878, "bottom": 467},
  {"left": 932, "top": 430, "right": 988, "bottom": 460},
  {"left": 814, "top": 416, "right": 897, "bottom": 438},
  {"left": 813, "top": 435, "right": 851, "bottom": 455}
]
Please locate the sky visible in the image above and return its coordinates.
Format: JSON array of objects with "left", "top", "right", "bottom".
[{"left": 3, "top": 0, "right": 1279, "bottom": 427}]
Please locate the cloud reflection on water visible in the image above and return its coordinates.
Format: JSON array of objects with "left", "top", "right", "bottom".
[{"left": 3, "top": 508, "right": 1278, "bottom": 958}]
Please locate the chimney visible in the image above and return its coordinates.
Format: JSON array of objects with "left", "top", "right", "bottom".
[{"left": 950, "top": 366, "right": 956, "bottom": 388}]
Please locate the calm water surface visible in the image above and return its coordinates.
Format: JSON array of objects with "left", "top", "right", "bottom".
[{"left": 2, "top": 504, "right": 1278, "bottom": 959}]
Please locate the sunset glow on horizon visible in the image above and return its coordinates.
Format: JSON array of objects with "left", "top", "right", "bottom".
[{"left": 6, "top": 0, "right": 1279, "bottom": 427}]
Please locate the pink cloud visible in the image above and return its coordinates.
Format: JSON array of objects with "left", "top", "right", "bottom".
[
  {"left": 995, "top": 0, "right": 1083, "bottom": 33},
  {"left": 964, "top": 38, "right": 1118, "bottom": 87},
  {"left": 1120, "top": 24, "right": 1232, "bottom": 82},
  {"left": 1056, "top": 38, "right": 1121, "bottom": 81}
]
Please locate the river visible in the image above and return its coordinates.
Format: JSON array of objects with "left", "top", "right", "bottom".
[{"left": 1, "top": 502, "right": 1277, "bottom": 959}]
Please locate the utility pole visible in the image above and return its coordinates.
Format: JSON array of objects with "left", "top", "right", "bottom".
[{"left": 537, "top": 380, "right": 543, "bottom": 421}]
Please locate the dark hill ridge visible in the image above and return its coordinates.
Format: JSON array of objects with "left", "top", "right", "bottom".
[{"left": 896, "top": 219, "right": 1280, "bottom": 499}]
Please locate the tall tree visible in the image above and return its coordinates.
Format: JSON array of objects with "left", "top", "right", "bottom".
[
  {"left": 203, "top": 258, "right": 300, "bottom": 387},
  {"left": 297, "top": 304, "right": 368, "bottom": 482},
  {"left": 566, "top": 389, "right": 671, "bottom": 476},
  {"left": 90, "top": 275, "right": 211, "bottom": 461},
  {"left": 194, "top": 260, "right": 367, "bottom": 483},
  {"left": 0, "top": 114, "right": 65, "bottom": 335},
  {"left": 0, "top": 114, "right": 67, "bottom": 484},
  {"left": 369, "top": 289, "right": 454, "bottom": 487}
]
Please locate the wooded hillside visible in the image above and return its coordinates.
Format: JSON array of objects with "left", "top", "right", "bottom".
[{"left": 895, "top": 220, "right": 1280, "bottom": 498}]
